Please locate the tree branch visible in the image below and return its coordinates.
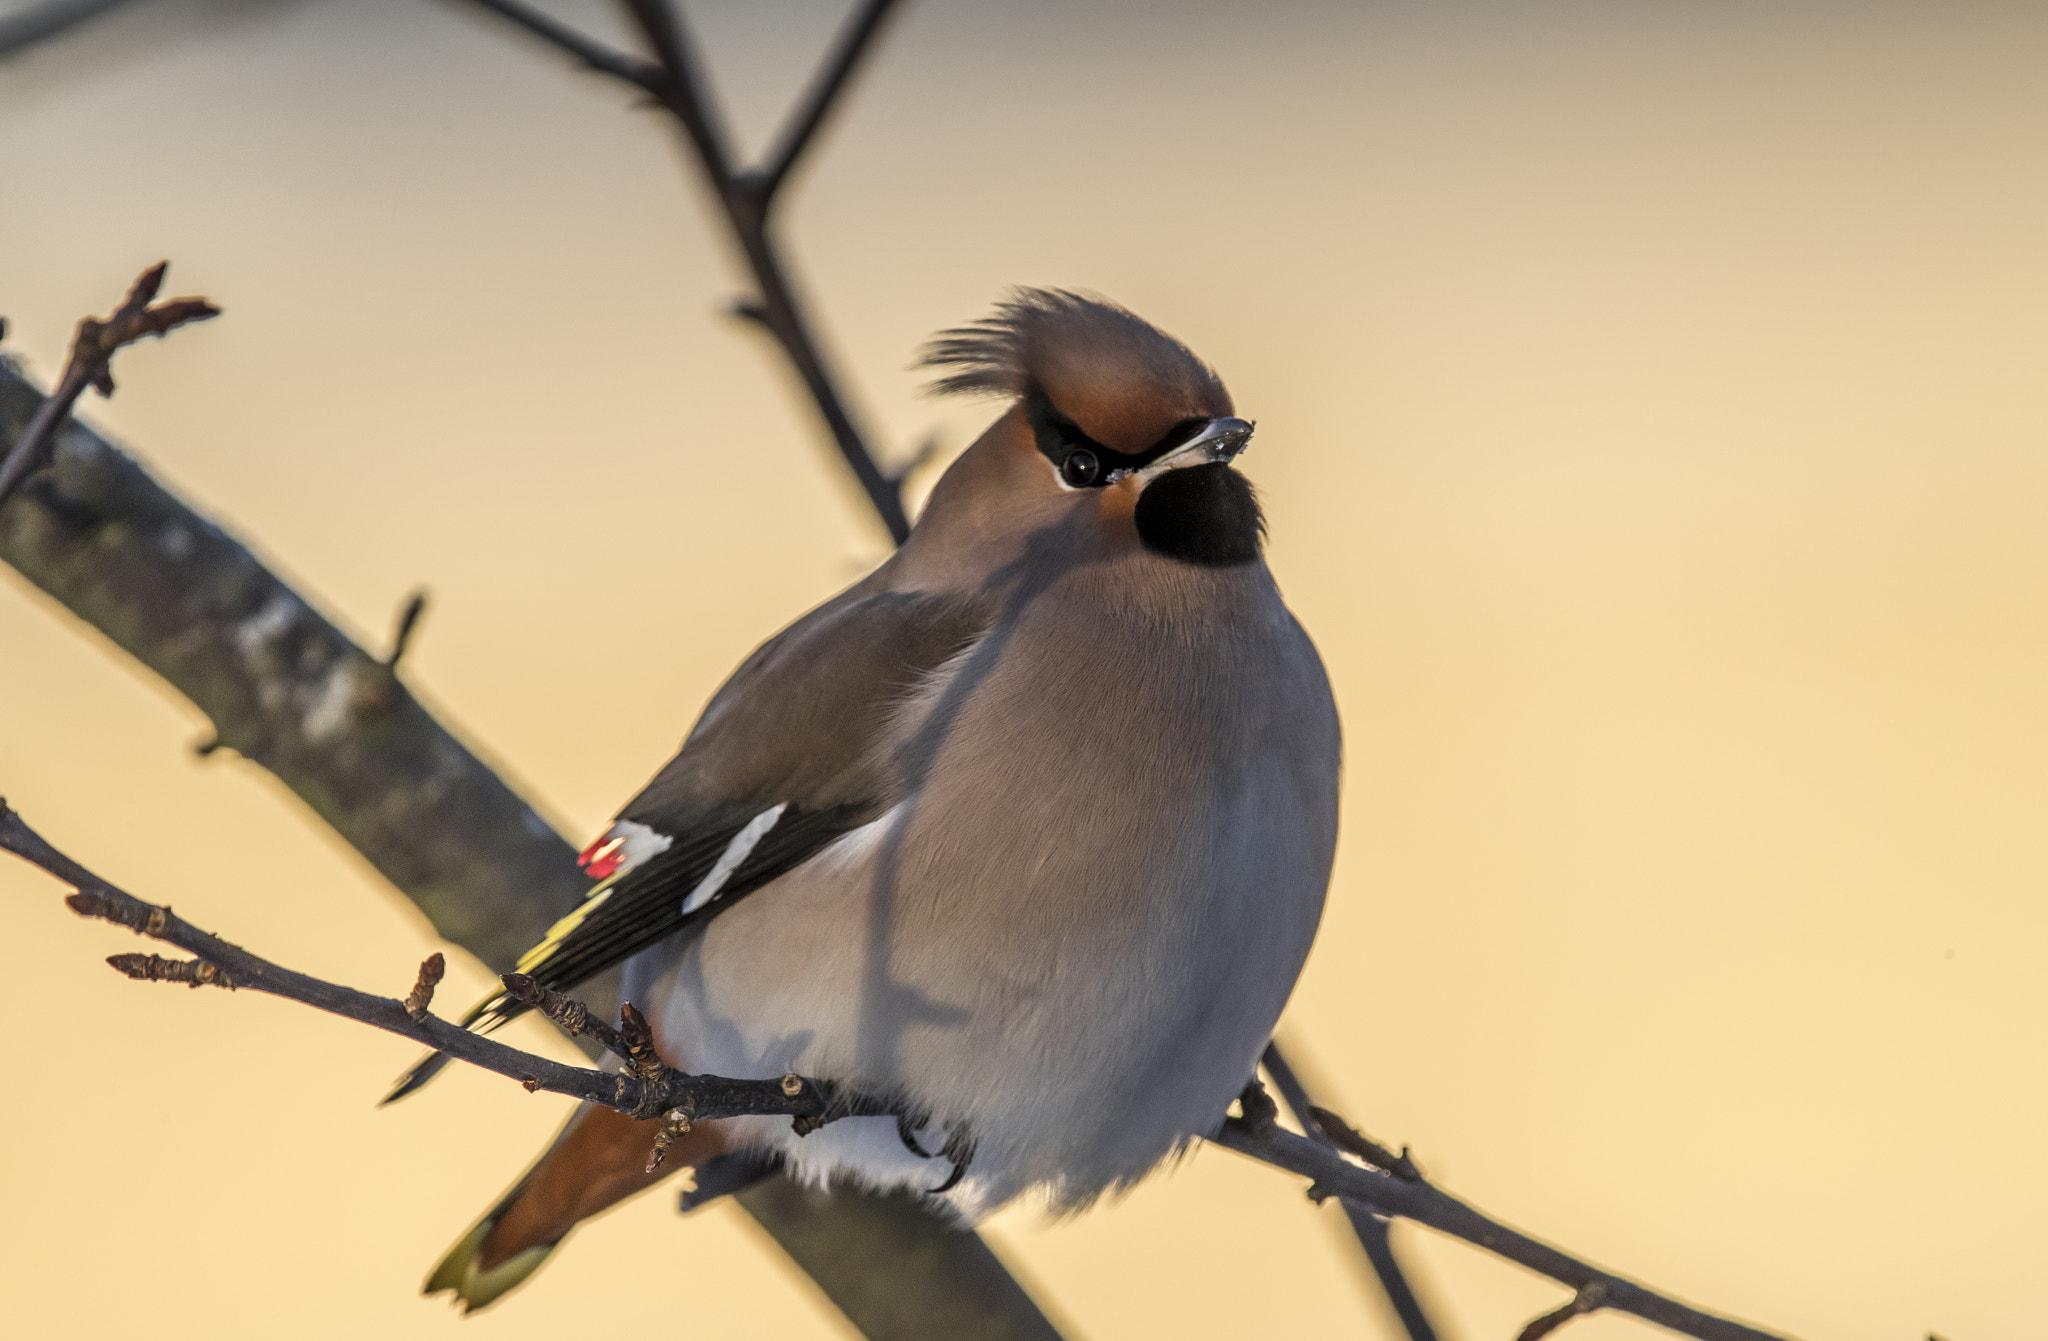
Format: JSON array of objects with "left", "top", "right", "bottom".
[
  {"left": 0, "top": 772, "right": 1798, "bottom": 1341},
  {"left": 457, "top": 0, "right": 662, "bottom": 92},
  {"left": 753, "top": 0, "right": 902, "bottom": 209},
  {"left": 382, "top": 587, "right": 429, "bottom": 670},
  {"left": 1263, "top": 1042, "right": 1440, "bottom": 1341},
  {"left": 0, "top": 362, "right": 593, "bottom": 968},
  {"left": 0, "top": 800, "right": 889, "bottom": 1139},
  {"left": 454, "top": 0, "right": 914, "bottom": 542},
  {"left": 1213, "top": 1082, "right": 1794, "bottom": 1341},
  {"left": 0, "top": 261, "right": 216, "bottom": 510},
  {"left": 1515, "top": 1285, "right": 1611, "bottom": 1341}
]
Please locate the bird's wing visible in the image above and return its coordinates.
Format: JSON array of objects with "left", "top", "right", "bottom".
[{"left": 382, "top": 588, "right": 990, "bottom": 1103}]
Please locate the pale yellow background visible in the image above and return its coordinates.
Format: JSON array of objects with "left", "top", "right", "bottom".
[{"left": 3, "top": 2, "right": 2044, "bottom": 1337}]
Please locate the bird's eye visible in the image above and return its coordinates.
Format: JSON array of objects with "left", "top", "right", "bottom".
[{"left": 1061, "top": 449, "right": 1101, "bottom": 488}]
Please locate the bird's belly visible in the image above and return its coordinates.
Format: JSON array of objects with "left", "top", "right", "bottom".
[{"left": 640, "top": 763, "right": 1330, "bottom": 1217}]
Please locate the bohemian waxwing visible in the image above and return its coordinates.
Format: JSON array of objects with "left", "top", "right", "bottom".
[{"left": 405, "top": 289, "right": 1342, "bottom": 1310}]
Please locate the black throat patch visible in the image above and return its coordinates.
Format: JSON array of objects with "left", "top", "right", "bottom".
[{"left": 1134, "top": 463, "right": 1265, "bottom": 567}]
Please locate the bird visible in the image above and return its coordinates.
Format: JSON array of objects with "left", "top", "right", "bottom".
[{"left": 406, "top": 289, "right": 1342, "bottom": 1310}]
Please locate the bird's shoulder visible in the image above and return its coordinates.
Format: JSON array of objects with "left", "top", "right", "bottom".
[
  {"left": 457, "top": 586, "right": 998, "bottom": 1030},
  {"left": 626, "top": 584, "right": 997, "bottom": 830}
]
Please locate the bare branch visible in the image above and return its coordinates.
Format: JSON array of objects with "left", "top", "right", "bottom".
[
  {"left": 383, "top": 587, "right": 429, "bottom": 670},
  {"left": 0, "top": 262, "right": 217, "bottom": 509},
  {"left": 0, "top": 0, "right": 143, "bottom": 61},
  {"left": 0, "top": 799, "right": 882, "bottom": 1138},
  {"left": 455, "top": 0, "right": 662, "bottom": 92},
  {"left": 107, "top": 951, "right": 233, "bottom": 989},
  {"left": 4, "top": 774, "right": 1794, "bottom": 1341},
  {"left": 454, "top": 0, "right": 913, "bottom": 542},
  {"left": 1263, "top": 1042, "right": 1439, "bottom": 1341},
  {"left": 626, "top": 0, "right": 912, "bottom": 540},
  {"left": 1308, "top": 1102, "right": 1424, "bottom": 1182},
  {"left": 1516, "top": 1284, "right": 1612, "bottom": 1341},
  {"left": 0, "top": 364, "right": 592, "bottom": 968},
  {"left": 753, "top": 0, "right": 903, "bottom": 208},
  {"left": 621, "top": 0, "right": 735, "bottom": 180},
  {"left": 1212, "top": 1084, "right": 1793, "bottom": 1341},
  {"left": 648, "top": 1105, "right": 696, "bottom": 1172}
]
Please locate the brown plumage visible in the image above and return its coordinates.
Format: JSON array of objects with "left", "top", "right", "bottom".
[
  {"left": 417, "top": 289, "right": 1339, "bottom": 1311},
  {"left": 427, "top": 1106, "right": 728, "bottom": 1311},
  {"left": 920, "top": 288, "right": 1233, "bottom": 451}
]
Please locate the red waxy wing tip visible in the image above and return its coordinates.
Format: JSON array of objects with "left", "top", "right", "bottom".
[{"left": 578, "top": 835, "right": 625, "bottom": 881}]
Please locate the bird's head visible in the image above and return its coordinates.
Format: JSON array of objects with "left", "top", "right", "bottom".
[{"left": 910, "top": 289, "right": 1262, "bottom": 569}]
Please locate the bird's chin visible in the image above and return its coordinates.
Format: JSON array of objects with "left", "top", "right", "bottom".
[{"left": 1133, "top": 463, "right": 1265, "bottom": 567}]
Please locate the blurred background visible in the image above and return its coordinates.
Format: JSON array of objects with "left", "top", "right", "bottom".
[{"left": 3, "top": 1, "right": 2046, "bottom": 1336}]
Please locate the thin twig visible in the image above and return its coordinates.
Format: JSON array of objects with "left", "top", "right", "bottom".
[
  {"left": 5, "top": 780, "right": 1792, "bottom": 1341},
  {"left": 751, "top": 0, "right": 903, "bottom": 208},
  {"left": 455, "top": 0, "right": 913, "bottom": 542},
  {"left": 1263, "top": 1042, "right": 1439, "bottom": 1341},
  {"left": 501, "top": 970, "right": 608, "bottom": 1047},
  {"left": 622, "top": 0, "right": 727, "bottom": 171},
  {"left": 618, "top": 1000, "right": 668, "bottom": 1083},
  {"left": 648, "top": 1105, "right": 695, "bottom": 1172},
  {"left": 456, "top": 0, "right": 662, "bottom": 91},
  {"left": 106, "top": 952, "right": 233, "bottom": 989},
  {"left": 384, "top": 588, "right": 429, "bottom": 670},
  {"left": 1307, "top": 1103, "right": 1424, "bottom": 1182},
  {"left": 628, "top": 0, "right": 911, "bottom": 541},
  {"left": 1516, "top": 1284, "right": 1611, "bottom": 1341},
  {"left": 1212, "top": 1083, "right": 1792, "bottom": 1341},
  {"left": 0, "top": 798, "right": 885, "bottom": 1137},
  {"left": 0, "top": 262, "right": 216, "bottom": 509}
]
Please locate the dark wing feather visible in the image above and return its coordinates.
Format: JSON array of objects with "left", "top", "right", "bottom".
[
  {"left": 471, "top": 802, "right": 870, "bottom": 1032},
  {"left": 382, "top": 589, "right": 989, "bottom": 1103}
]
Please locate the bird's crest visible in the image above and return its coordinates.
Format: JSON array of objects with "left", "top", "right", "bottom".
[{"left": 919, "top": 288, "right": 1228, "bottom": 408}]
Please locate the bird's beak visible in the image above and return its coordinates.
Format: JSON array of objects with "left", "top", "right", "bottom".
[{"left": 1137, "top": 416, "right": 1254, "bottom": 483}]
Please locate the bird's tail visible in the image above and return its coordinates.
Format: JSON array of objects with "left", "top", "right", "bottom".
[
  {"left": 424, "top": 1102, "right": 731, "bottom": 1312},
  {"left": 424, "top": 1211, "right": 554, "bottom": 1314}
]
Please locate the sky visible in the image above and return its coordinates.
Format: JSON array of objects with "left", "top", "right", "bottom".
[{"left": 4, "top": 1, "right": 2047, "bottom": 1337}]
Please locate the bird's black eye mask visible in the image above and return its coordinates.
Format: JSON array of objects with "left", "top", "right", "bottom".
[
  {"left": 1024, "top": 383, "right": 1208, "bottom": 489},
  {"left": 1025, "top": 383, "right": 1264, "bottom": 567}
]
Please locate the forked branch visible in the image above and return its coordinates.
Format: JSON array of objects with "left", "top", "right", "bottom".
[
  {"left": 1214, "top": 1082, "right": 1792, "bottom": 1341},
  {"left": 0, "top": 261, "right": 216, "bottom": 509},
  {"left": 4, "top": 788, "right": 1793, "bottom": 1341},
  {"left": 458, "top": 0, "right": 914, "bottom": 541},
  {"left": 1262, "top": 1042, "right": 1439, "bottom": 1341},
  {"left": 0, "top": 800, "right": 888, "bottom": 1152}
]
